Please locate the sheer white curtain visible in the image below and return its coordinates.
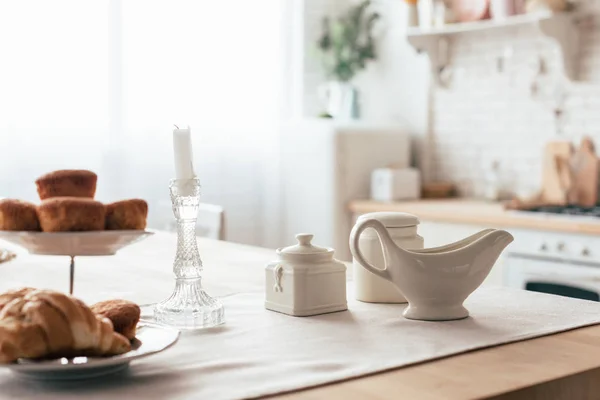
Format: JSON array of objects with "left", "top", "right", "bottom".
[
  {"left": 0, "top": 0, "right": 289, "bottom": 247},
  {"left": 0, "top": 1, "right": 109, "bottom": 199}
]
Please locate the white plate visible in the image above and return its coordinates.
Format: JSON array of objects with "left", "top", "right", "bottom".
[
  {"left": 0, "top": 230, "right": 154, "bottom": 256},
  {"left": 4, "top": 322, "right": 179, "bottom": 380}
]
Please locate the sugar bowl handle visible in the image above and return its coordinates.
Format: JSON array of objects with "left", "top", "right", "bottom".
[{"left": 349, "top": 218, "right": 392, "bottom": 281}]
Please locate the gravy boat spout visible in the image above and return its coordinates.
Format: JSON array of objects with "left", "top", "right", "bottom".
[{"left": 350, "top": 218, "right": 514, "bottom": 321}]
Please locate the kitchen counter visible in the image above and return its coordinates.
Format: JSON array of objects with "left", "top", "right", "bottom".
[{"left": 349, "top": 199, "right": 600, "bottom": 235}]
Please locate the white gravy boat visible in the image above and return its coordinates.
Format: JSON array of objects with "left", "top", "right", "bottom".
[{"left": 350, "top": 218, "right": 514, "bottom": 321}]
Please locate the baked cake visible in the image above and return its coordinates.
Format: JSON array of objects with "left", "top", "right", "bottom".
[
  {"left": 35, "top": 170, "right": 97, "bottom": 200},
  {"left": 105, "top": 199, "right": 148, "bottom": 230},
  {"left": 91, "top": 299, "right": 141, "bottom": 340},
  {"left": 0, "top": 199, "right": 40, "bottom": 231},
  {"left": 37, "top": 198, "right": 105, "bottom": 232}
]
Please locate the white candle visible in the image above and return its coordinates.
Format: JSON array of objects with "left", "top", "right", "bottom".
[{"left": 173, "top": 126, "right": 196, "bottom": 180}]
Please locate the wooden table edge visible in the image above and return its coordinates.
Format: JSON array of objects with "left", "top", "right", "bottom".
[{"left": 271, "top": 324, "right": 600, "bottom": 400}]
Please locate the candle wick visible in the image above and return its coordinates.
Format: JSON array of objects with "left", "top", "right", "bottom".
[{"left": 174, "top": 124, "right": 179, "bottom": 129}]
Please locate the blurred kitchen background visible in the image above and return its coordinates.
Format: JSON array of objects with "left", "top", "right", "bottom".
[{"left": 2, "top": 0, "right": 600, "bottom": 297}]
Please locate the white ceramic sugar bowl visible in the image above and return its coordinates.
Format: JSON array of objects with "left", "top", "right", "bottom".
[
  {"left": 352, "top": 212, "right": 423, "bottom": 303},
  {"left": 265, "top": 234, "right": 347, "bottom": 317}
]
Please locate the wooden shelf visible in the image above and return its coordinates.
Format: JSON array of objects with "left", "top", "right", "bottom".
[
  {"left": 407, "top": 12, "right": 580, "bottom": 86},
  {"left": 407, "top": 11, "right": 554, "bottom": 38}
]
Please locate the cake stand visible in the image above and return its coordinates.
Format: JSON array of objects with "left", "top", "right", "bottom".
[{"left": 0, "top": 230, "right": 154, "bottom": 294}]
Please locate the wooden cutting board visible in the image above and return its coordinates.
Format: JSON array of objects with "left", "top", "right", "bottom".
[
  {"left": 568, "top": 137, "right": 599, "bottom": 207},
  {"left": 540, "top": 141, "right": 574, "bottom": 205},
  {"left": 505, "top": 141, "right": 573, "bottom": 210}
]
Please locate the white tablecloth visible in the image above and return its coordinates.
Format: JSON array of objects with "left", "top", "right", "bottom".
[{"left": 1, "top": 233, "right": 600, "bottom": 400}]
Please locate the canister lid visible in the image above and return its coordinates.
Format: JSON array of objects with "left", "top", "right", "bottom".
[
  {"left": 277, "top": 233, "right": 334, "bottom": 262},
  {"left": 356, "top": 212, "right": 420, "bottom": 228}
]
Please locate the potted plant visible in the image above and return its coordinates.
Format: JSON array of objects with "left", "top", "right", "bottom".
[{"left": 316, "top": 0, "right": 380, "bottom": 119}]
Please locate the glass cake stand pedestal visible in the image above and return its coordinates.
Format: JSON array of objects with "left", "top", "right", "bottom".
[{"left": 153, "top": 178, "right": 225, "bottom": 330}]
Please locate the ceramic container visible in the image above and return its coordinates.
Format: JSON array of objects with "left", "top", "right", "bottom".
[
  {"left": 352, "top": 212, "right": 423, "bottom": 304},
  {"left": 433, "top": 0, "right": 446, "bottom": 27},
  {"left": 418, "top": 0, "right": 434, "bottom": 29},
  {"left": 370, "top": 168, "right": 421, "bottom": 202},
  {"left": 265, "top": 234, "right": 347, "bottom": 317},
  {"left": 350, "top": 220, "right": 513, "bottom": 321},
  {"left": 407, "top": 3, "right": 419, "bottom": 28},
  {"left": 453, "top": 0, "right": 490, "bottom": 22},
  {"left": 318, "top": 81, "right": 359, "bottom": 120},
  {"left": 490, "top": 0, "right": 518, "bottom": 19}
]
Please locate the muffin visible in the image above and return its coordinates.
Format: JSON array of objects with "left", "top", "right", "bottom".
[
  {"left": 35, "top": 170, "right": 98, "bottom": 200},
  {"left": 0, "top": 199, "right": 40, "bottom": 231},
  {"left": 105, "top": 199, "right": 148, "bottom": 230},
  {"left": 91, "top": 300, "right": 141, "bottom": 340},
  {"left": 37, "top": 198, "right": 105, "bottom": 232}
]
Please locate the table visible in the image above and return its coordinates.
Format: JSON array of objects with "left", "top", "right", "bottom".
[{"left": 1, "top": 232, "right": 600, "bottom": 400}]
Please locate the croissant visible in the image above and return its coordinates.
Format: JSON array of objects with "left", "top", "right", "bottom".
[
  {"left": 0, "top": 289, "right": 131, "bottom": 363},
  {"left": 0, "top": 287, "right": 36, "bottom": 311}
]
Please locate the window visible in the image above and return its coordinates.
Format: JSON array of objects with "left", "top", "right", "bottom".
[{"left": 0, "top": 1, "right": 293, "bottom": 246}]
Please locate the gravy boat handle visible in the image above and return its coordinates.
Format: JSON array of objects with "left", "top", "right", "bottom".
[{"left": 349, "top": 218, "right": 393, "bottom": 282}]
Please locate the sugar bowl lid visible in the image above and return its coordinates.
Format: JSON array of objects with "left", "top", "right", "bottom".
[
  {"left": 277, "top": 234, "right": 334, "bottom": 262},
  {"left": 356, "top": 212, "right": 419, "bottom": 228}
]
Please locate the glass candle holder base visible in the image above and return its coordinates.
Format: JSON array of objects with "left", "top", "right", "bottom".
[
  {"left": 154, "top": 178, "right": 226, "bottom": 330},
  {"left": 154, "top": 278, "right": 225, "bottom": 330}
]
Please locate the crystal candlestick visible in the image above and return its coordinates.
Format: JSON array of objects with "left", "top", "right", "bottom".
[{"left": 154, "top": 178, "right": 225, "bottom": 329}]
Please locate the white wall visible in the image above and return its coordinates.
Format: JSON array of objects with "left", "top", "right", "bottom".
[{"left": 302, "top": 0, "right": 430, "bottom": 172}]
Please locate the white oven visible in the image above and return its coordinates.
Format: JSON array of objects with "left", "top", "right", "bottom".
[{"left": 504, "top": 228, "right": 600, "bottom": 302}]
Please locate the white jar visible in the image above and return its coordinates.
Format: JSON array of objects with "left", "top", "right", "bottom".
[
  {"left": 352, "top": 212, "right": 423, "bottom": 303},
  {"left": 407, "top": 3, "right": 419, "bottom": 28},
  {"left": 490, "top": 0, "right": 517, "bottom": 20},
  {"left": 265, "top": 233, "right": 347, "bottom": 317},
  {"left": 417, "top": 0, "right": 434, "bottom": 29}
]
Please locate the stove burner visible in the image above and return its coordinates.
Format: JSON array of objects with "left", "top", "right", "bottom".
[{"left": 528, "top": 205, "right": 600, "bottom": 217}]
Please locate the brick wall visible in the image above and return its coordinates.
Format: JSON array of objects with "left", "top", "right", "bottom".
[{"left": 430, "top": 5, "right": 600, "bottom": 198}]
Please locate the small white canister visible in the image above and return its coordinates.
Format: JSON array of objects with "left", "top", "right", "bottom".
[
  {"left": 265, "top": 234, "right": 347, "bottom": 317},
  {"left": 352, "top": 212, "right": 423, "bottom": 303},
  {"left": 370, "top": 167, "right": 421, "bottom": 202}
]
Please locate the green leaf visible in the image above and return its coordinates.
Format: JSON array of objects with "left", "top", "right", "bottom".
[{"left": 313, "top": 0, "right": 379, "bottom": 81}]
